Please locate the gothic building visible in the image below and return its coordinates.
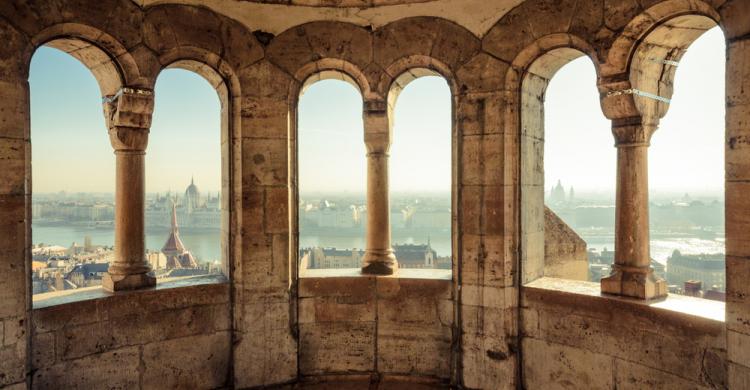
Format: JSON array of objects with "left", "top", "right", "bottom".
[
  {"left": 1, "top": 1, "right": 748, "bottom": 389},
  {"left": 161, "top": 202, "right": 198, "bottom": 269}
]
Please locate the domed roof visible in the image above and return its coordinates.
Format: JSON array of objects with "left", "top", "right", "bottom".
[{"left": 185, "top": 176, "right": 200, "bottom": 198}]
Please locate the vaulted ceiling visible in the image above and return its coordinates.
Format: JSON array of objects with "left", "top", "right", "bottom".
[{"left": 130, "top": 0, "right": 525, "bottom": 36}]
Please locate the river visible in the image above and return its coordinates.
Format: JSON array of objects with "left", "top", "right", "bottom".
[{"left": 33, "top": 226, "right": 724, "bottom": 265}]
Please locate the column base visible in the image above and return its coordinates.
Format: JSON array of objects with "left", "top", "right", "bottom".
[
  {"left": 601, "top": 265, "right": 667, "bottom": 300},
  {"left": 361, "top": 249, "right": 398, "bottom": 275},
  {"left": 103, "top": 271, "right": 156, "bottom": 292}
]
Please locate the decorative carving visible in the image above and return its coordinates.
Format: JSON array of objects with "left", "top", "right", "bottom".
[{"left": 103, "top": 88, "right": 154, "bottom": 152}]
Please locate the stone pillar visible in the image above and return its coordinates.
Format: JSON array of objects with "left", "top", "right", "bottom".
[
  {"left": 361, "top": 100, "right": 398, "bottom": 275},
  {"left": 102, "top": 88, "right": 156, "bottom": 291},
  {"left": 601, "top": 118, "right": 667, "bottom": 299}
]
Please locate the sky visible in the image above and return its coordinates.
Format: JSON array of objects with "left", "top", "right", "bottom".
[
  {"left": 545, "top": 27, "right": 726, "bottom": 198},
  {"left": 298, "top": 76, "right": 451, "bottom": 194},
  {"left": 30, "top": 27, "right": 724, "bottom": 197},
  {"left": 30, "top": 48, "right": 221, "bottom": 194}
]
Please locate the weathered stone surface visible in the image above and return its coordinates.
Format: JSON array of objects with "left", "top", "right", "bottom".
[
  {"left": 0, "top": 1, "right": 745, "bottom": 389},
  {"left": 142, "top": 332, "right": 231, "bottom": 389},
  {"left": 523, "top": 337, "right": 613, "bottom": 389},
  {"left": 544, "top": 207, "right": 588, "bottom": 280},
  {"left": 300, "top": 322, "right": 376, "bottom": 374},
  {"left": 32, "top": 346, "right": 140, "bottom": 389}
]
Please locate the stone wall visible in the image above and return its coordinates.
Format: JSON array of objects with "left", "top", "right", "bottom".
[
  {"left": 0, "top": 0, "right": 747, "bottom": 389},
  {"left": 544, "top": 207, "right": 588, "bottom": 281},
  {"left": 298, "top": 276, "right": 453, "bottom": 384},
  {"left": 30, "top": 280, "right": 231, "bottom": 389},
  {"left": 522, "top": 279, "right": 726, "bottom": 389}
]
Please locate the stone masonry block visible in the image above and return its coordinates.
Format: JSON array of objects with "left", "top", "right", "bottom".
[
  {"left": 241, "top": 97, "right": 289, "bottom": 139},
  {"left": 460, "top": 234, "right": 506, "bottom": 288},
  {"left": 462, "top": 333, "right": 517, "bottom": 390},
  {"left": 142, "top": 332, "right": 231, "bottom": 389},
  {"left": 727, "top": 39, "right": 750, "bottom": 107},
  {"left": 728, "top": 330, "right": 750, "bottom": 367},
  {"left": 265, "top": 186, "right": 289, "bottom": 233},
  {"left": 233, "top": 326, "right": 297, "bottom": 388},
  {"left": 721, "top": 0, "right": 750, "bottom": 40},
  {"left": 304, "top": 22, "right": 372, "bottom": 69},
  {"left": 726, "top": 256, "right": 750, "bottom": 335},
  {"left": 377, "top": 332, "right": 451, "bottom": 378},
  {"left": 455, "top": 54, "right": 508, "bottom": 94},
  {"left": 32, "top": 346, "right": 140, "bottom": 389},
  {"left": 0, "top": 80, "right": 28, "bottom": 140},
  {"left": 242, "top": 138, "right": 288, "bottom": 187},
  {"left": 299, "top": 321, "right": 375, "bottom": 375},
  {"left": 726, "top": 182, "right": 750, "bottom": 257},
  {"left": 729, "top": 362, "right": 750, "bottom": 390},
  {"left": 523, "top": 338, "right": 613, "bottom": 390}
]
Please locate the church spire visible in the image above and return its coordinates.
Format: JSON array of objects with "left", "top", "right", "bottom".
[{"left": 171, "top": 199, "right": 178, "bottom": 232}]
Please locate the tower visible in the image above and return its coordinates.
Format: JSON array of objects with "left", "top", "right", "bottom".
[{"left": 161, "top": 200, "right": 198, "bottom": 269}]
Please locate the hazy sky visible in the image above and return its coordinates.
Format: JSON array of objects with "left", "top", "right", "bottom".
[
  {"left": 545, "top": 27, "right": 725, "bottom": 196},
  {"left": 30, "top": 48, "right": 221, "bottom": 194},
  {"left": 30, "top": 27, "right": 724, "bottom": 197},
  {"left": 298, "top": 76, "right": 451, "bottom": 194}
]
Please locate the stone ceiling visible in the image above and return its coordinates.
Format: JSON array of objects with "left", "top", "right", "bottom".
[{"left": 130, "top": 0, "right": 525, "bottom": 36}]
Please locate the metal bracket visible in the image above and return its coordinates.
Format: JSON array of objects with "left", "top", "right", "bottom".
[
  {"left": 102, "top": 87, "right": 153, "bottom": 104},
  {"left": 606, "top": 88, "right": 671, "bottom": 104},
  {"left": 649, "top": 58, "right": 679, "bottom": 67}
]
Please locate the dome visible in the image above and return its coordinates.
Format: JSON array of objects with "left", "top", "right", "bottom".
[
  {"left": 185, "top": 176, "right": 200, "bottom": 198},
  {"left": 184, "top": 176, "right": 203, "bottom": 210}
]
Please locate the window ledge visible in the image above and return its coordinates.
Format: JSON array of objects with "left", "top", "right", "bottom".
[
  {"left": 524, "top": 277, "right": 724, "bottom": 323},
  {"left": 299, "top": 267, "right": 452, "bottom": 280},
  {"left": 32, "top": 274, "right": 228, "bottom": 309}
]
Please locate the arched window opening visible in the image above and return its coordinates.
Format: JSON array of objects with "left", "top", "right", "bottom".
[
  {"left": 297, "top": 77, "right": 366, "bottom": 275},
  {"left": 544, "top": 57, "right": 615, "bottom": 283},
  {"left": 648, "top": 26, "right": 726, "bottom": 300},
  {"left": 146, "top": 67, "right": 225, "bottom": 279},
  {"left": 520, "top": 47, "right": 614, "bottom": 285},
  {"left": 30, "top": 46, "right": 116, "bottom": 297},
  {"left": 389, "top": 74, "right": 452, "bottom": 275}
]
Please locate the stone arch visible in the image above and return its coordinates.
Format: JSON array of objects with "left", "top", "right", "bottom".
[
  {"left": 383, "top": 59, "right": 457, "bottom": 275},
  {"left": 267, "top": 21, "right": 374, "bottom": 91},
  {"left": 630, "top": 13, "right": 719, "bottom": 122},
  {"left": 155, "top": 55, "right": 243, "bottom": 278},
  {"left": 383, "top": 55, "right": 457, "bottom": 124},
  {"left": 292, "top": 59, "right": 371, "bottom": 102},
  {"left": 374, "top": 17, "right": 480, "bottom": 93},
  {"left": 30, "top": 23, "right": 141, "bottom": 96},
  {"left": 509, "top": 34, "right": 601, "bottom": 284},
  {"left": 143, "top": 4, "right": 264, "bottom": 75},
  {"left": 603, "top": 0, "right": 720, "bottom": 79}
]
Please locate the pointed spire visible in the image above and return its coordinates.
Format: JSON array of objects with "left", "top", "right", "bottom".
[
  {"left": 191, "top": 175, "right": 194, "bottom": 186},
  {"left": 171, "top": 199, "right": 178, "bottom": 231}
]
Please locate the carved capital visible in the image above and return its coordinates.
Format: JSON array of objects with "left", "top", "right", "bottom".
[
  {"left": 103, "top": 88, "right": 154, "bottom": 152},
  {"left": 363, "top": 101, "right": 391, "bottom": 153},
  {"left": 599, "top": 79, "right": 640, "bottom": 120},
  {"left": 611, "top": 117, "right": 658, "bottom": 147}
]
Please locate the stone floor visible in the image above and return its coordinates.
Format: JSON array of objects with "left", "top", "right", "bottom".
[{"left": 272, "top": 378, "right": 450, "bottom": 389}]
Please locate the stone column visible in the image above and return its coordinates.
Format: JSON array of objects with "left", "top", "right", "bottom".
[
  {"left": 102, "top": 88, "right": 156, "bottom": 291},
  {"left": 361, "top": 100, "right": 398, "bottom": 275},
  {"left": 601, "top": 118, "right": 667, "bottom": 299}
]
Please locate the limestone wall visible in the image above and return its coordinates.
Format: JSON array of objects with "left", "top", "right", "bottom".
[
  {"left": 299, "top": 277, "right": 453, "bottom": 383},
  {"left": 0, "top": 0, "right": 748, "bottom": 389},
  {"left": 30, "top": 280, "right": 231, "bottom": 389},
  {"left": 522, "top": 279, "right": 726, "bottom": 389}
]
